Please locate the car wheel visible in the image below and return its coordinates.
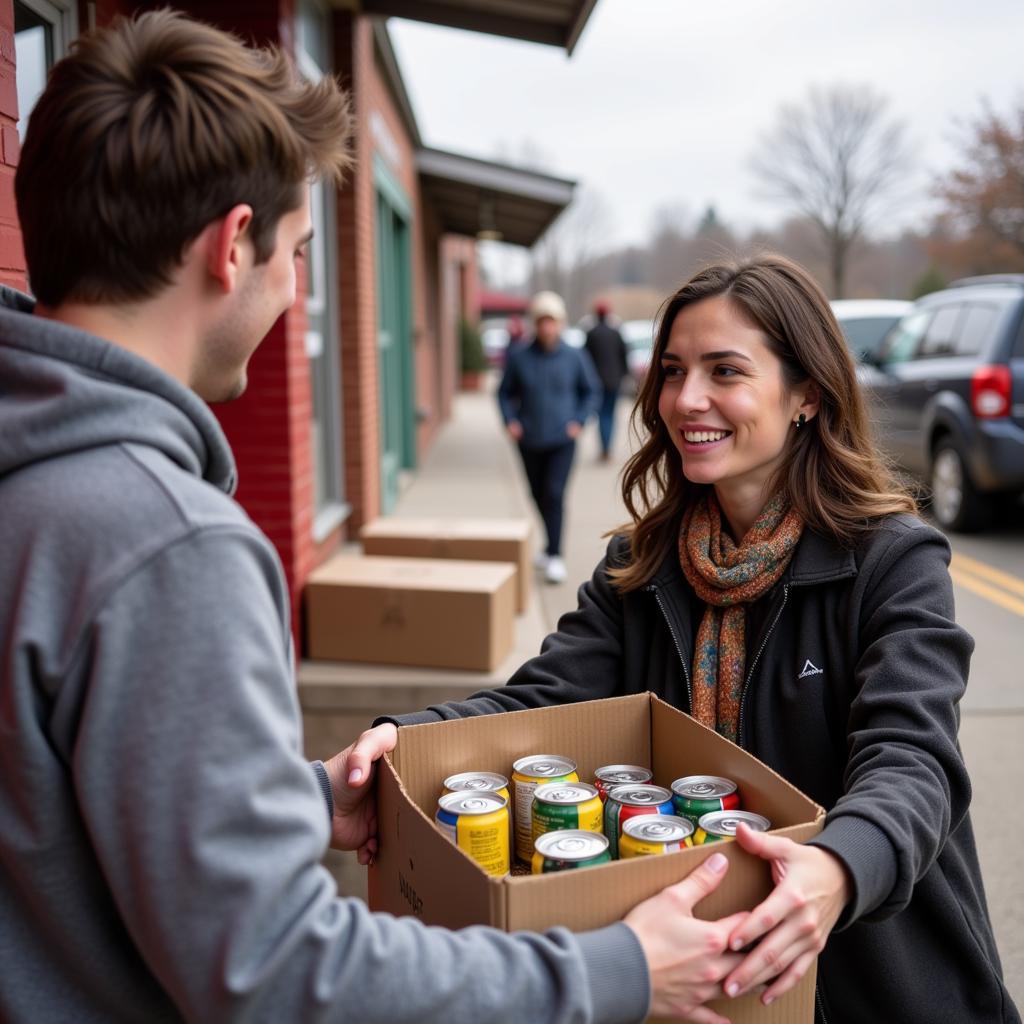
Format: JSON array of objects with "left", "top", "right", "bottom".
[{"left": 929, "top": 439, "right": 992, "bottom": 532}]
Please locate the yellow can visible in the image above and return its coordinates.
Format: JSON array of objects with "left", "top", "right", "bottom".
[
  {"left": 511, "top": 755, "right": 579, "bottom": 862},
  {"left": 443, "top": 771, "right": 513, "bottom": 852},
  {"left": 531, "top": 782, "right": 603, "bottom": 846},
  {"left": 693, "top": 810, "right": 771, "bottom": 845},
  {"left": 435, "top": 792, "right": 510, "bottom": 876},
  {"left": 619, "top": 814, "right": 694, "bottom": 857}
]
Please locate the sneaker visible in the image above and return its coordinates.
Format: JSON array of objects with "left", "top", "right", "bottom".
[
  {"left": 533, "top": 551, "right": 549, "bottom": 571},
  {"left": 545, "top": 556, "right": 567, "bottom": 584}
]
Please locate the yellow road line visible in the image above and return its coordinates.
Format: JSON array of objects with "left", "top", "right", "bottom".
[
  {"left": 951, "top": 552, "right": 1024, "bottom": 600},
  {"left": 949, "top": 566, "right": 1024, "bottom": 618}
]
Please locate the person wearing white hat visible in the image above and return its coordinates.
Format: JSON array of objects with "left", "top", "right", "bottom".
[{"left": 498, "top": 291, "right": 600, "bottom": 583}]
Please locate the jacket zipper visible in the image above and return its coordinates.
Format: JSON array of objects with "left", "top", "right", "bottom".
[
  {"left": 737, "top": 584, "right": 789, "bottom": 748},
  {"left": 648, "top": 586, "right": 693, "bottom": 711},
  {"left": 815, "top": 983, "right": 829, "bottom": 1024}
]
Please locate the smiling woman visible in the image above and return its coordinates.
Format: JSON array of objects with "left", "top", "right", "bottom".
[{"left": 360, "top": 254, "right": 1020, "bottom": 1024}]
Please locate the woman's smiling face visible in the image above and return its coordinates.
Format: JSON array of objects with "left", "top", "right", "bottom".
[{"left": 658, "top": 294, "right": 811, "bottom": 509}]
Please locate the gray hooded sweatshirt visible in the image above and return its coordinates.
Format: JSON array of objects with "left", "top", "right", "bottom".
[{"left": 0, "top": 289, "right": 650, "bottom": 1023}]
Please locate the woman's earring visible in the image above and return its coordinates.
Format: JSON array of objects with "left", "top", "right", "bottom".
[{"left": 795, "top": 413, "right": 807, "bottom": 429}]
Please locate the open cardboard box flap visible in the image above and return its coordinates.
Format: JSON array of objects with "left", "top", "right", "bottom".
[{"left": 369, "top": 693, "right": 826, "bottom": 1023}]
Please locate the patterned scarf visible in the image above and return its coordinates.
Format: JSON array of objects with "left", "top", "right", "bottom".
[{"left": 678, "top": 491, "right": 803, "bottom": 742}]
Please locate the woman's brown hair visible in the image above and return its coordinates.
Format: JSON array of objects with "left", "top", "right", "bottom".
[{"left": 609, "top": 254, "right": 917, "bottom": 593}]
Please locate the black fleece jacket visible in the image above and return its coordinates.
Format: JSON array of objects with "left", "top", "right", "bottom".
[{"left": 391, "top": 514, "right": 1019, "bottom": 1024}]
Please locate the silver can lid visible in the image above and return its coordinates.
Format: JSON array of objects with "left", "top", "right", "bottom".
[
  {"left": 437, "top": 791, "right": 508, "bottom": 816},
  {"left": 622, "top": 814, "right": 694, "bottom": 843},
  {"left": 607, "top": 783, "right": 673, "bottom": 806},
  {"left": 444, "top": 771, "right": 509, "bottom": 793},
  {"left": 671, "top": 775, "right": 738, "bottom": 800},
  {"left": 595, "top": 765, "right": 653, "bottom": 786},
  {"left": 534, "top": 782, "right": 600, "bottom": 805},
  {"left": 513, "top": 755, "right": 577, "bottom": 778},
  {"left": 698, "top": 810, "right": 771, "bottom": 836},
  {"left": 534, "top": 829, "right": 610, "bottom": 861}
]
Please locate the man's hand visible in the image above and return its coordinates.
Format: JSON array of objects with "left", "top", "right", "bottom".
[
  {"left": 722, "top": 825, "right": 851, "bottom": 1007},
  {"left": 323, "top": 723, "right": 397, "bottom": 862},
  {"left": 507, "top": 421, "right": 524, "bottom": 441},
  {"left": 624, "top": 852, "right": 748, "bottom": 1024},
  {"left": 566, "top": 421, "right": 582, "bottom": 439}
]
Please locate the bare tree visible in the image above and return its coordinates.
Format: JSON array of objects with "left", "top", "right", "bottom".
[{"left": 750, "top": 84, "right": 911, "bottom": 298}]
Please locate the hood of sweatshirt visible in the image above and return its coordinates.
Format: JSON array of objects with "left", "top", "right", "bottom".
[{"left": 0, "top": 285, "right": 236, "bottom": 493}]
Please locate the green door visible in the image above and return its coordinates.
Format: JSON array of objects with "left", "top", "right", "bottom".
[{"left": 374, "top": 159, "right": 415, "bottom": 513}]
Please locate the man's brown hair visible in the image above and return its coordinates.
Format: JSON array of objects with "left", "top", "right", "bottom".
[{"left": 15, "top": 9, "right": 352, "bottom": 307}]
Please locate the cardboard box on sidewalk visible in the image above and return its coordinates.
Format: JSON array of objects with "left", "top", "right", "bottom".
[
  {"left": 305, "top": 554, "right": 516, "bottom": 671},
  {"left": 360, "top": 517, "right": 532, "bottom": 613},
  {"left": 369, "top": 693, "right": 825, "bottom": 1024}
]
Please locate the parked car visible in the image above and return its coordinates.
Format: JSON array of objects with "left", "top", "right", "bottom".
[
  {"left": 831, "top": 299, "right": 913, "bottom": 362},
  {"left": 621, "top": 319, "right": 656, "bottom": 391},
  {"left": 857, "top": 275, "right": 1024, "bottom": 531}
]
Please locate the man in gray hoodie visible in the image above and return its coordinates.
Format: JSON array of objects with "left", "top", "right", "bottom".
[{"left": 0, "top": 10, "right": 747, "bottom": 1024}]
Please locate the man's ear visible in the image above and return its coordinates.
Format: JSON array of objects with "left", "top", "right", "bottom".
[{"left": 206, "top": 204, "right": 254, "bottom": 294}]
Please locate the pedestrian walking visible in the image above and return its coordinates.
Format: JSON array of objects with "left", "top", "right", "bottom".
[
  {"left": 585, "top": 299, "right": 630, "bottom": 461},
  {"left": 353, "top": 254, "right": 1021, "bottom": 1024},
  {"left": 504, "top": 313, "right": 527, "bottom": 362},
  {"left": 0, "top": 13, "right": 756, "bottom": 1024},
  {"left": 498, "top": 290, "right": 600, "bottom": 584}
]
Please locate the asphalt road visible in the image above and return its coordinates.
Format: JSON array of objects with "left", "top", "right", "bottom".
[{"left": 543, "top": 405, "right": 1024, "bottom": 1011}]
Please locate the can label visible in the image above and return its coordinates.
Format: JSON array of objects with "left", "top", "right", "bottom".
[
  {"left": 619, "top": 814, "right": 694, "bottom": 858},
  {"left": 693, "top": 810, "right": 771, "bottom": 845},
  {"left": 670, "top": 775, "right": 741, "bottom": 824},
  {"left": 593, "top": 765, "right": 653, "bottom": 802},
  {"left": 512, "top": 756, "right": 578, "bottom": 862},
  {"left": 531, "top": 783, "right": 603, "bottom": 844},
  {"left": 443, "top": 773, "right": 513, "bottom": 849},
  {"left": 603, "top": 784, "right": 675, "bottom": 859},
  {"left": 531, "top": 829, "right": 611, "bottom": 873},
  {"left": 435, "top": 792, "right": 510, "bottom": 876}
]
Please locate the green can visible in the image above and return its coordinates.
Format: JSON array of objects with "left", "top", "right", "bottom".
[
  {"left": 670, "top": 775, "right": 741, "bottom": 824},
  {"left": 531, "top": 782, "right": 603, "bottom": 846},
  {"left": 531, "top": 830, "right": 611, "bottom": 873}
]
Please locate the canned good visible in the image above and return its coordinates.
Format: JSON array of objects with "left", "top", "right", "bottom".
[
  {"left": 693, "top": 810, "right": 772, "bottom": 845},
  {"left": 435, "top": 791, "right": 510, "bottom": 876},
  {"left": 531, "top": 830, "right": 612, "bottom": 874},
  {"left": 670, "top": 775, "right": 741, "bottom": 824},
  {"left": 603, "top": 784, "right": 675, "bottom": 859},
  {"left": 443, "top": 771, "right": 514, "bottom": 849},
  {"left": 532, "top": 782, "right": 603, "bottom": 846},
  {"left": 593, "top": 764, "right": 653, "bottom": 802},
  {"left": 619, "top": 814, "right": 695, "bottom": 858},
  {"left": 511, "top": 755, "right": 579, "bottom": 862}
]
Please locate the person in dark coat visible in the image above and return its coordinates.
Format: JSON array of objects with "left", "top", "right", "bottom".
[
  {"left": 497, "top": 290, "right": 600, "bottom": 584},
  {"left": 347, "top": 254, "right": 1020, "bottom": 1024},
  {"left": 584, "top": 300, "right": 629, "bottom": 461}
]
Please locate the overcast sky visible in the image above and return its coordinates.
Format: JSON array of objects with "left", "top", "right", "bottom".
[{"left": 389, "top": 0, "right": 1024, "bottom": 256}]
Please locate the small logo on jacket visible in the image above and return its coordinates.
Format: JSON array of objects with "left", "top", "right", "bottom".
[{"left": 798, "top": 659, "right": 823, "bottom": 679}]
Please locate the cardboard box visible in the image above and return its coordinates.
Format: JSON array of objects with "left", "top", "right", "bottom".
[
  {"left": 369, "top": 693, "right": 825, "bottom": 1024},
  {"left": 361, "top": 517, "right": 532, "bottom": 613},
  {"left": 305, "top": 554, "right": 516, "bottom": 671}
]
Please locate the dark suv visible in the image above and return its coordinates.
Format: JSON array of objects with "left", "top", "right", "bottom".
[{"left": 858, "top": 274, "right": 1024, "bottom": 531}]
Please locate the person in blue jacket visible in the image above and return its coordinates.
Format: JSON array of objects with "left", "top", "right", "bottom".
[{"left": 499, "top": 290, "right": 600, "bottom": 583}]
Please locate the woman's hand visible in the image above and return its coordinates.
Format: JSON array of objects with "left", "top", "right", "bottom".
[
  {"left": 323, "top": 723, "right": 398, "bottom": 862},
  {"left": 722, "top": 825, "right": 852, "bottom": 1007}
]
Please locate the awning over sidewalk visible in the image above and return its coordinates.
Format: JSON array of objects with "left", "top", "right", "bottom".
[
  {"left": 358, "top": 0, "right": 598, "bottom": 55},
  {"left": 417, "top": 147, "right": 575, "bottom": 247}
]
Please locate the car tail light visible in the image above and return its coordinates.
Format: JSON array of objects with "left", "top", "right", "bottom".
[{"left": 970, "top": 365, "right": 1011, "bottom": 418}]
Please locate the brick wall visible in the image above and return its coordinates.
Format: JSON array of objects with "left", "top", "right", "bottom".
[{"left": 0, "top": 1, "right": 23, "bottom": 291}]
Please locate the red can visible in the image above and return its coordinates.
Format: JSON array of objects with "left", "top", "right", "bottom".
[{"left": 593, "top": 764, "right": 653, "bottom": 803}]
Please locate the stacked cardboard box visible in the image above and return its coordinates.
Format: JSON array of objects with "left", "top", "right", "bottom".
[
  {"left": 360, "top": 517, "right": 532, "bottom": 613},
  {"left": 369, "top": 693, "right": 825, "bottom": 1024},
  {"left": 305, "top": 553, "right": 516, "bottom": 671}
]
